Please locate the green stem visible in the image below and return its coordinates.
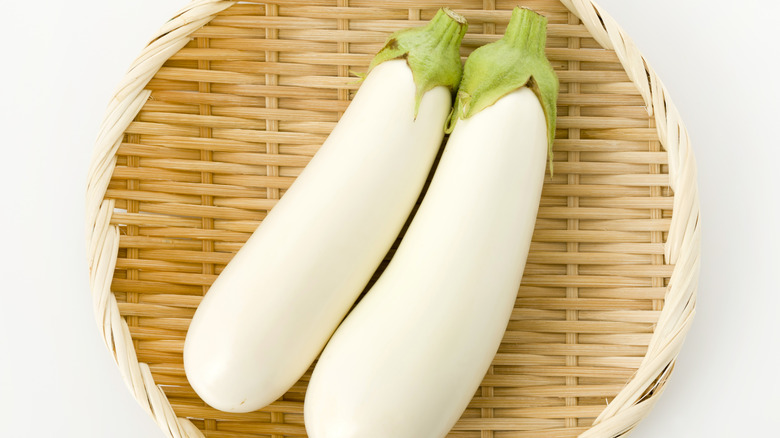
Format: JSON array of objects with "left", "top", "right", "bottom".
[
  {"left": 367, "top": 8, "right": 468, "bottom": 117},
  {"left": 504, "top": 7, "right": 548, "bottom": 55},
  {"left": 447, "top": 7, "right": 559, "bottom": 175}
]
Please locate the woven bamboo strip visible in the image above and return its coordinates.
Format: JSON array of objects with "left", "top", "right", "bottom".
[{"left": 86, "top": 1, "right": 699, "bottom": 437}]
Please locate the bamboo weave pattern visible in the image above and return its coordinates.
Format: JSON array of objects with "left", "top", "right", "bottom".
[{"left": 85, "top": 1, "right": 700, "bottom": 437}]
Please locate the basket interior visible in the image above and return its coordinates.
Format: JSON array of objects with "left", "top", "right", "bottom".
[{"left": 106, "top": 1, "right": 673, "bottom": 436}]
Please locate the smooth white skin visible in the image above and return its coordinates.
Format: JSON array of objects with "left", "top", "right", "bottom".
[
  {"left": 183, "top": 59, "right": 451, "bottom": 413},
  {"left": 304, "top": 87, "right": 548, "bottom": 438}
]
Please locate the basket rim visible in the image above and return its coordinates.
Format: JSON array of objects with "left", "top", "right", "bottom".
[{"left": 85, "top": 1, "right": 700, "bottom": 437}]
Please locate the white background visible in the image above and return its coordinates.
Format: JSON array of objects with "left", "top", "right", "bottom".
[{"left": 1, "top": 0, "right": 777, "bottom": 437}]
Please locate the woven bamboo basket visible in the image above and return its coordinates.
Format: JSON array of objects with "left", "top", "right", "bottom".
[{"left": 85, "top": 0, "right": 700, "bottom": 437}]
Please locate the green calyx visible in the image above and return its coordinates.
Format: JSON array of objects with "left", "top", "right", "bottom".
[
  {"left": 367, "top": 8, "right": 468, "bottom": 117},
  {"left": 446, "top": 7, "right": 559, "bottom": 174}
]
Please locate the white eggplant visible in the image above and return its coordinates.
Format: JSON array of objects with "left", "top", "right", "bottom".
[
  {"left": 183, "top": 9, "right": 467, "bottom": 413},
  {"left": 304, "top": 8, "right": 559, "bottom": 438}
]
